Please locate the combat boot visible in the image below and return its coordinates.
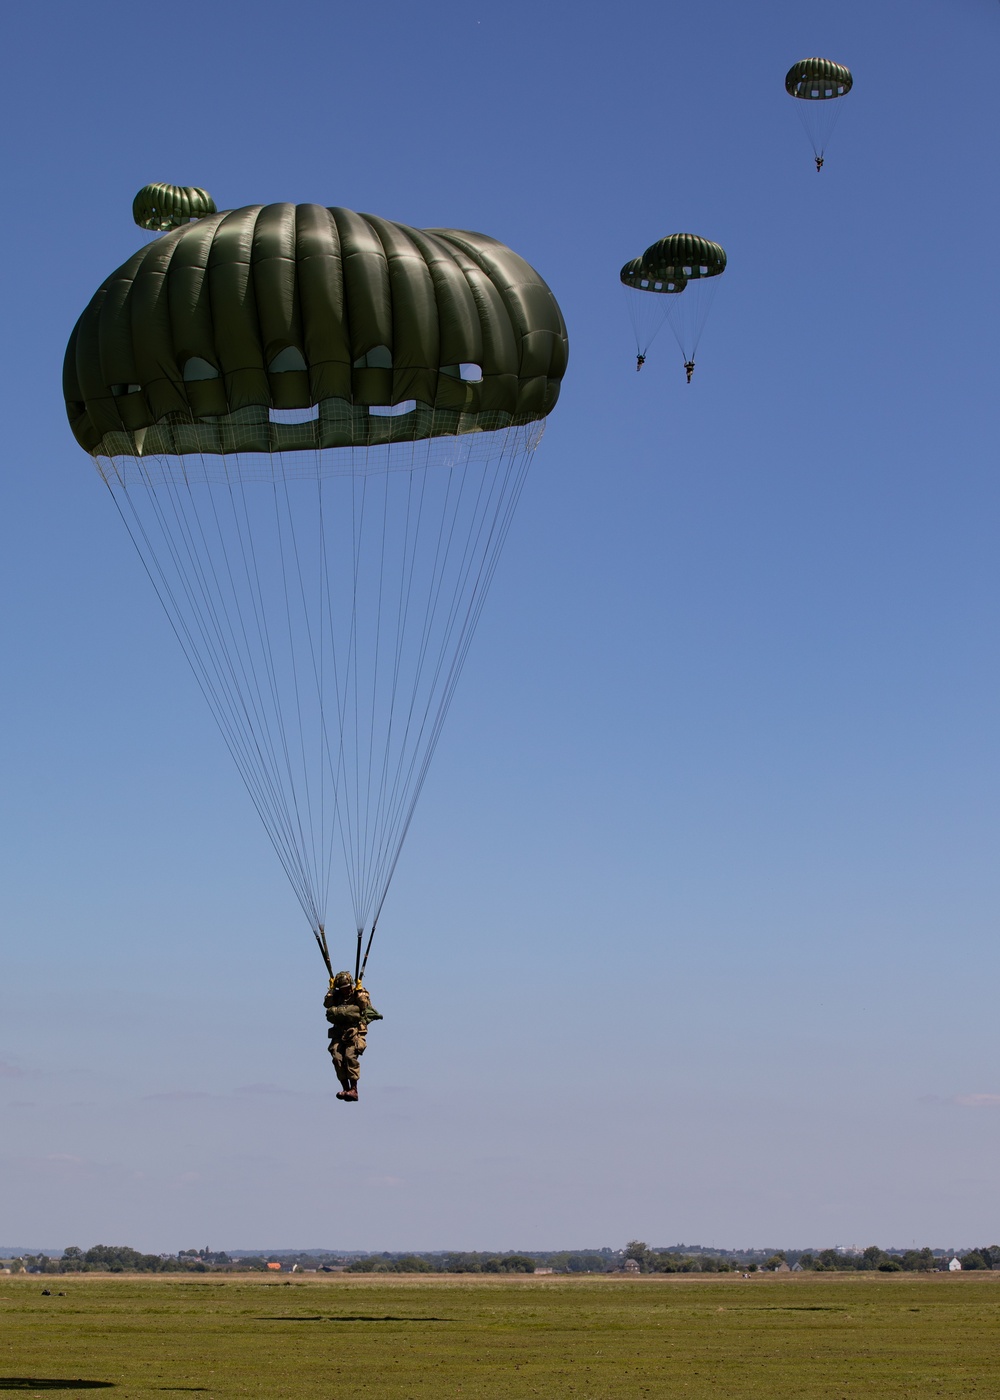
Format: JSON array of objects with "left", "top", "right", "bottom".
[{"left": 343, "top": 1083, "right": 359, "bottom": 1101}]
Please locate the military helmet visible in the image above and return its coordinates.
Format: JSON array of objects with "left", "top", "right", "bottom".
[{"left": 333, "top": 970, "right": 354, "bottom": 990}]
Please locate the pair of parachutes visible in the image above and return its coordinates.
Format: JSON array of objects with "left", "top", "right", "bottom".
[{"left": 621, "top": 57, "right": 853, "bottom": 376}]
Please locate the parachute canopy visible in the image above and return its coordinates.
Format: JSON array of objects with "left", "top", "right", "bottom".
[
  {"left": 641, "top": 234, "right": 727, "bottom": 281},
  {"left": 66, "top": 203, "right": 566, "bottom": 457},
  {"left": 619, "top": 257, "right": 686, "bottom": 295},
  {"left": 132, "top": 184, "right": 217, "bottom": 232},
  {"left": 784, "top": 58, "right": 853, "bottom": 100},
  {"left": 64, "top": 203, "right": 567, "bottom": 975}
]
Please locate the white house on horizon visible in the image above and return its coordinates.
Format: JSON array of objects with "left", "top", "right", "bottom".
[{"left": 948, "top": 1257, "right": 962, "bottom": 1271}]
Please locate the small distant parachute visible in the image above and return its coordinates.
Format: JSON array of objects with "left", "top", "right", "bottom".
[
  {"left": 785, "top": 58, "right": 853, "bottom": 169},
  {"left": 132, "top": 183, "right": 217, "bottom": 230},
  {"left": 621, "top": 234, "right": 726, "bottom": 377}
]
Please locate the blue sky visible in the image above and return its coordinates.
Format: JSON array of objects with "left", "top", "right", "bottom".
[{"left": 1, "top": 0, "right": 999, "bottom": 1253}]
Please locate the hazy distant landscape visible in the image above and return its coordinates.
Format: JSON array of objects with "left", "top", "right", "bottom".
[{"left": 3, "top": 1241, "right": 995, "bottom": 1276}]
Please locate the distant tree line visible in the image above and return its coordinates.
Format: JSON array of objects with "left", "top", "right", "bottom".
[
  {"left": 8, "top": 1245, "right": 232, "bottom": 1274},
  {"left": 621, "top": 1241, "right": 1000, "bottom": 1274},
  {"left": 797, "top": 1245, "right": 1000, "bottom": 1273},
  {"left": 6, "top": 1241, "right": 999, "bottom": 1276},
  {"left": 347, "top": 1252, "right": 537, "bottom": 1274}
]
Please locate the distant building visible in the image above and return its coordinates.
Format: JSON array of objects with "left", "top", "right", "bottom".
[
  {"left": 948, "top": 1258, "right": 962, "bottom": 1272},
  {"left": 534, "top": 1267, "right": 554, "bottom": 1275},
  {"left": 266, "top": 1261, "right": 282, "bottom": 1271},
  {"left": 623, "top": 1258, "right": 641, "bottom": 1274}
]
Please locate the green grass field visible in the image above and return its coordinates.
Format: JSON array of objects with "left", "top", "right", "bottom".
[{"left": 2, "top": 1271, "right": 998, "bottom": 1398}]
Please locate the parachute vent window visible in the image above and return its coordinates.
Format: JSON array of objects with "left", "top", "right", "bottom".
[
  {"left": 353, "top": 346, "right": 393, "bottom": 370},
  {"left": 369, "top": 401, "right": 416, "bottom": 418},
  {"left": 111, "top": 383, "right": 142, "bottom": 397},
  {"left": 440, "top": 363, "right": 484, "bottom": 383},
  {"left": 640, "top": 279, "right": 649, "bottom": 289},
  {"left": 183, "top": 357, "right": 220, "bottom": 382},
  {"left": 268, "top": 347, "right": 308, "bottom": 374},
  {"left": 269, "top": 405, "right": 320, "bottom": 424}
]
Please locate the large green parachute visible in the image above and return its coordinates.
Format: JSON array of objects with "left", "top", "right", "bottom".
[
  {"left": 64, "top": 200, "right": 568, "bottom": 978},
  {"left": 785, "top": 58, "right": 853, "bottom": 167}
]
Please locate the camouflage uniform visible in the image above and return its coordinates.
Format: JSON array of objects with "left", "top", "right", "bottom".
[{"left": 324, "top": 979, "right": 382, "bottom": 1093}]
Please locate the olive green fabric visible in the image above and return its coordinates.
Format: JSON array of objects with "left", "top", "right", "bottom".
[
  {"left": 64, "top": 204, "right": 568, "bottom": 457},
  {"left": 785, "top": 58, "right": 853, "bottom": 99},
  {"left": 132, "top": 184, "right": 217, "bottom": 231},
  {"left": 324, "top": 988, "right": 382, "bottom": 1029},
  {"left": 619, "top": 257, "right": 687, "bottom": 295},
  {"left": 326, "top": 1002, "right": 362, "bottom": 1029},
  {"left": 640, "top": 234, "right": 727, "bottom": 281}
]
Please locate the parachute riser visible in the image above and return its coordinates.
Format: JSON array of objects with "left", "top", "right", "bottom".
[
  {"left": 359, "top": 924, "right": 376, "bottom": 984},
  {"left": 314, "top": 925, "right": 333, "bottom": 979}
]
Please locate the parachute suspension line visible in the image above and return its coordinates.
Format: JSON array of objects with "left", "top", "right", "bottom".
[
  {"left": 317, "top": 459, "right": 354, "bottom": 934},
  {"left": 101, "top": 421, "right": 541, "bottom": 980},
  {"left": 167, "top": 452, "right": 310, "bottom": 916},
  {"left": 353, "top": 925, "right": 364, "bottom": 983},
  {"left": 103, "top": 454, "right": 324, "bottom": 935},
  {"left": 359, "top": 442, "right": 395, "bottom": 929},
  {"left": 360, "top": 430, "right": 451, "bottom": 923},
  {"left": 667, "top": 277, "right": 721, "bottom": 364},
  {"left": 794, "top": 94, "right": 846, "bottom": 161},
  {"left": 268, "top": 467, "right": 328, "bottom": 927},
  {"left": 103, "top": 462, "right": 303, "bottom": 910},
  {"left": 360, "top": 427, "right": 475, "bottom": 926},
  {"left": 348, "top": 460, "right": 371, "bottom": 927},
  {"left": 316, "top": 463, "right": 330, "bottom": 921},
  {"left": 623, "top": 284, "right": 675, "bottom": 360},
  {"left": 365, "top": 441, "right": 423, "bottom": 920},
  {"left": 224, "top": 466, "right": 323, "bottom": 926},
  {"left": 365, "top": 422, "right": 538, "bottom": 935}
]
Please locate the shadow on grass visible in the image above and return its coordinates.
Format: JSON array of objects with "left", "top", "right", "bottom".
[
  {"left": 736, "top": 1306, "right": 843, "bottom": 1312},
  {"left": 0, "top": 1383, "right": 115, "bottom": 1391},
  {"left": 259, "top": 1314, "right": 451, "bottom": 1323}
]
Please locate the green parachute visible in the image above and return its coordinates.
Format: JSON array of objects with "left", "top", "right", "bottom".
[
  {"left": 132, "top": 183, "right": 217, "bottom": 231},
  {"left": 785, "top": 58, "right": 853, "bottom": 169},
  {"left": 65, "top": 196, "right": 568, "bottom": 981},
  {"left": 621, "top": 234, "right": 726, "bottom": 378}
]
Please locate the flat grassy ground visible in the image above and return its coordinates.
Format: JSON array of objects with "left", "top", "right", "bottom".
[{"left": 1, "top": 1271, "right": 998, "bottom": 1398}]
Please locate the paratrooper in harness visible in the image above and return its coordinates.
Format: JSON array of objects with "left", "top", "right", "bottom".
[{"left": 324, "top": 971, "right": 382, "bottom": 1102}]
